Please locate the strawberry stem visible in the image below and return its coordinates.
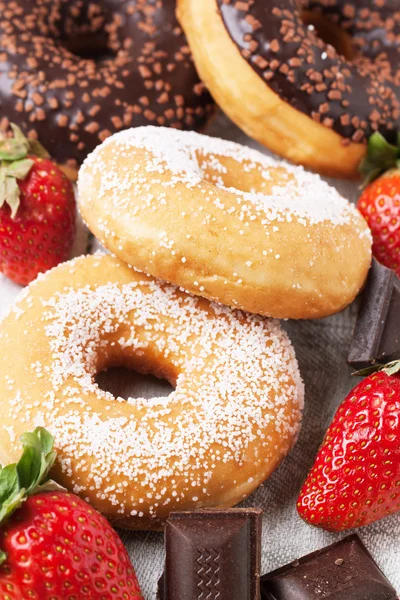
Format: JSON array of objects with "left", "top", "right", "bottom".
[{"left": 0, "top": 427, "right": 64, "bottom": 564}]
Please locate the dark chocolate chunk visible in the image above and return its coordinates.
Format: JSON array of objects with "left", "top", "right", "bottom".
[
  {"left": 348, "top": 260, "right": 400, "bottom": 369},
  {"left": 158, "top": 508, "right": 262, "bottom": 600},
  {"left": 260, "top": 534, "right": 397, "bottom": 600}
]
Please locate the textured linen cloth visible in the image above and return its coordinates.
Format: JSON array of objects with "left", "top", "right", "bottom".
[{"left": 0, "top": 112, "right": 399, "bottom": 598}]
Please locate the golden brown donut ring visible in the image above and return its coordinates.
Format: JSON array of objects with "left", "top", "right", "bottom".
[
  {"left": 78, "top": 127, "right": 372, "bottom": 320},
  {"left": 177, "top": 0, "right": 400, "bottom": 178},
  {"left": 0, "top": 254, "right": 303, "bottom": 530}
]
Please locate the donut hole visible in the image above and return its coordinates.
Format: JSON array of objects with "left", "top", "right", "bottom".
[
  {"left": 301, "top": 10, "right": 355, "bottom": 61},
  {"left": 52, "top": 2, "right": 117, "bottom": 62},
  {"left": 95, "top": 366, "right": 174, "bottom": 401},
  {"left": 62, "top": 33, "right": 116, "bottom": 62},
  {"left": 63, "top": 37, "right": 115, "bottom": 62},
  {"left": 196, "top": 153, "right": 290, "bottom": 196}
]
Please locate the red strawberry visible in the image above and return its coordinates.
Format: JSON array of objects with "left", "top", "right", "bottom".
[
  {"left": 297, "top": 360, "right": 400, "bottom": 531},
  {"left": 0, "top": 428, "right": 143, "bottom": 599},
  {"left": 358, "top": 132, "right": 400, "bottom": 277},
  {"left": 0, "top": 124, "right": 76, "bottom": 286}
]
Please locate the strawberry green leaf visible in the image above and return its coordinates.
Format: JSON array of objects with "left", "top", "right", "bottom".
[
  {"left": 16, "top": 445, "right": 42, "bottom": 494},
  {"left": 5, "top": 158, "right": 34, "bottom": 180},
  {"left": 0, "top": 124, "right": 30, "bottom": 161},
  {"left": 4, "top": 176, "right": 21, "bottom": 218},
  {"left": 33, "top": 427, "right": 54, "bottom": 457},
  {"left": 353, "top": 359, "right": 400, "bottom": 377},
  {"left": 359, "top": 132, "right": 400, "bottom": 187},
  {"left": 352, "top": 364, "right": 382, "bottom": 377},
  {"left": 17, "top": 428, "right": 57, "bottom": 495},
  {"left": 0, "top": 464, "right": 25, "bottom": 524},
  {"left": 0, "top": 427, "right": 64, "bottom": 528},
  {"left": 35, "top": 479, "right": 66, "bottom": 494},
  {"left": 0, "top": 550, "right": 6, "bottom": 566},
  {"left": 29, "top": 139, "right": 50, "bottom": 159},
  {"left": 0, "top": 124, "right": 50, "bottom": 161},
  {"left": 0, "top": 140, "right": 28, "bottom": 161},
  {"left": 365, "top": 132, "right": 398, "bottom": 162},
  {"left": 0, "top": 124, "right": 51, "bottom": 219},
  {"left": 382, "top": 360, "right": 400, "bottom": 376},
  {"left": 10, "top": 124, "right": 29, "bottom": 145},
  {"left": 359, "top": 166, "right": 382, "bottom": 187},
  {"left": 0, "top": 169, "right": 6, "bottom": 208},
  {"left": 0, "top": 465, "right": 18, "bottom": 506},
  {"left": 0, "top": 487, "right": 26, "bottom": 525}
]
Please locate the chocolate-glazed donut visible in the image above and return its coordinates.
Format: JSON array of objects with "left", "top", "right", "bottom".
[
  {"left": 0, "top": 0, "right": 214, "bottom": 178},
  {"left": 178, "top": 0, "right": 400, "bottom": 178}
]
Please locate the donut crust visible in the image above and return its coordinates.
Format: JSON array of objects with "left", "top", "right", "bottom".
[
  {"left": 0, "top": 254, "right": 303, "bottom": 529},
  {"left": 78, "top": 127, "right": 372, "bottom": 320}
]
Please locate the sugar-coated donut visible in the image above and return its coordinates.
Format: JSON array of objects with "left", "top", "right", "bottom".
[
  {"left": 0, "top": 0, "right": 213, "bottom": 178},
  {"left": 177, "top": 0, "right": 400, "bottom": 178},
  {"left": 78, "top": 127, "right": 372, "bottom": 320},
  {"left": 0, "top": 253, "right": 304, "bottom": 530}
]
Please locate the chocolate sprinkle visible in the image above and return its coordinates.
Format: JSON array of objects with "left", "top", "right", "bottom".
[
  {"left": 217, "top": 0, "right": 400, "bottom": 144},
  {"left": 0, "top": 0, "right": 214, "bottom": 169}
]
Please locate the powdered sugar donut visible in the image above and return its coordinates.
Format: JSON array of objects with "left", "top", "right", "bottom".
[
  {"left": 0, "top": 253, "right": 303, "bottom": 530},
  {"left": 78, "top": 127, "right": 372, "bottom": 319}
]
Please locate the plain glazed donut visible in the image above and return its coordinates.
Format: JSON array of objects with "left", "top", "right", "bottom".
[
  {"left": 0, "top": 0, "right": 213, "bottom": 178},
  {"left": 0, "top": 253, "right": 304, "bottom": 530},
  {"left": 177, "top": 0, "right": 400, "bottom": 178},
  {"left": 78, "top": 127, "right": 372, "bottom": 320}
]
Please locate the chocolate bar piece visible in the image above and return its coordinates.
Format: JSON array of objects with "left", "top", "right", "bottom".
[
  {"left": 348, "top": 260, "right": 400, "bottom": 369},
  {"left": 158, "top": 508, "right": 262, "bottom": 600},
  {"left": 261, "top": 534, "right": 397, "bottom": 600}
]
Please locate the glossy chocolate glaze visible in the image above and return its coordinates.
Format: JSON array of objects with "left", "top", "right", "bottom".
[
  {"left": 0, "top": 0, "right": 214, "bottom": 169},
  {"left": 217, "top": 0, "right": 400, "bottom": 144}
]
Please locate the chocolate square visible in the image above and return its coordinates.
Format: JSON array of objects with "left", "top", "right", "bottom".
[
  {"left": 158, "top": 508, "right": 262, "bottom": 600},
  {"left": 261, "top": 534, "right": 397, "bottom": 600},
  {"left": 348, "top": 260, "right": 400, "bottom": 369}
]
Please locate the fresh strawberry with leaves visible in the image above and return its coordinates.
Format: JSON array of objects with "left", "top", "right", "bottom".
[
  {"left": 0, "top": 427, "right": 142, "bottom": 599},
  {"left": 358, "top": 132, "right": 400, "bottom": 277},
  {"left": 0, "top": 124, "right": 75, "bottom": 286},
  {"left": 297, "top": 361, "right": 400, "bottom": 531}
]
